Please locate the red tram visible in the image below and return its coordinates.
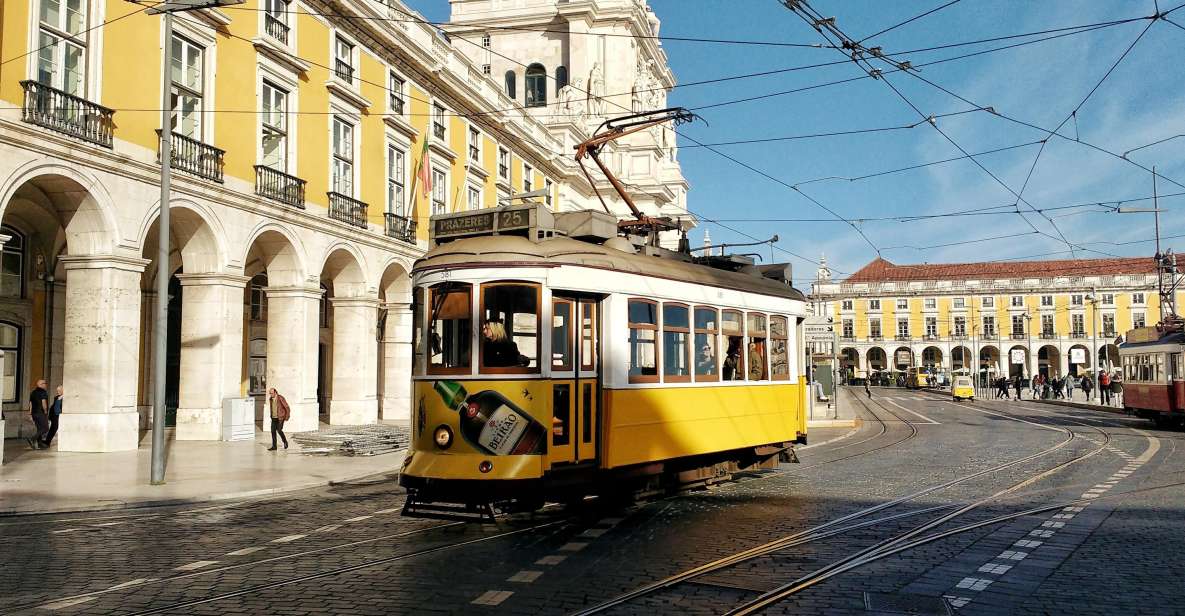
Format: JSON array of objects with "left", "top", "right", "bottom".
[{"left": 1119, "top": 322, "right": 1185, "bottom": 428}]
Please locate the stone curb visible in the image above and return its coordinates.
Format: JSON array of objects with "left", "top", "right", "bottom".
[
  {"left": 0, "top": 452, "right": 406, "bottom": 517},
  {"left": 807, "top": 418, "right": 859, "bottom": 428},
  {"left": 1032, "top": 399, "right": 1127, "bottom": 415}
]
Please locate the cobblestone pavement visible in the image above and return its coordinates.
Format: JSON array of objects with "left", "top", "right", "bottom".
[{"left": 2, "top": 389, "right": 1182, "bottom": 615}]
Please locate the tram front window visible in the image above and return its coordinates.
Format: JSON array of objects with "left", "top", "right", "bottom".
[
  {"left": 428, "top": 283, "right": 471, "bottom": 373},
  {"left": 481, "top": 283, "right": 539, "bottom": 372}
]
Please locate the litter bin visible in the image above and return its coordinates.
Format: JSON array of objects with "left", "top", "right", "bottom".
[{"left": 222, "top": 397, "right": 256, "bottom": 441}]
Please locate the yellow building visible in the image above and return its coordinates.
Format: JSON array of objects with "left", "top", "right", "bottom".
[
  {"left": 0, "top": 0, "right": 688, "bottom": 451},
  {"left": 811, "top": 256, "right": 1184, "bottom": 383}
]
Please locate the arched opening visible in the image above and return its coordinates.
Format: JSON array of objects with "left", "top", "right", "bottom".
[
  {"left": 951, "top": 346, "right": 972, "bottom": 373},
  {"left": 378, "top": 261, "right": 412, "bottom": 424},
  {"left": 893, "top": 346, "right": 912, "bottom": 372},
  {"left": 319, "top": 246, "right": 378, "bottom": 425},
  {"left": 504, "top": 70, "right": 516, "bottom": 100},
  {"left": 979, "top": 346, "right": 1000, "bottom": 387},
  {"left": 839, "top": 347, "right": 858, "bottom": 381},
  {"left": 0, "top": 171, "right": 126, "bottom": 451},
  {"left": 1007, "top": 345, "right": 1029, "bottom": 379},
  {"left": 555, "top": 65, "right": 568, "bottom": 92},
  {"left": 1099, "top": 344, "right": 1119, "bottom": 372},
  {"left": 1067, "top": 344, "right": 1091, "bottom": 377},
  {"left": 921, "top": 346, "right": 943, "bottom": 369},
  {"left": 1038, "top": 345, "right": 1061, "bottom": 378},
  {"left": 525, "top": 63, "right": 547, "bottom": 107}
]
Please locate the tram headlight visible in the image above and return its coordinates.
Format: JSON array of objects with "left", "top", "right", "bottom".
[{"left": 433, "top": 425, "right": 454, "bottom": 449}]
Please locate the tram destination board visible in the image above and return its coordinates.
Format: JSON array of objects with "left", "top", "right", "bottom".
[{"left": 433, "top": 206, "right": 532, "bottom": 239}]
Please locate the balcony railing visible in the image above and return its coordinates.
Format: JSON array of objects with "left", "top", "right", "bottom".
[
  {"left": 923, "top": 334, "right": 939, "bottom": 341},
  {"left": 498, "top": 164, "right": 509, "bottom": 179},
  {"left": 983, "top": 330, "right": 997, "bottom": 338},
  {"left": 254, "top": 165, "right": 305, "bottom": 208},
  {"left": 869, "top": 335, "right": 883, "bottom": 341},
  {"left": 839, "top": 336, "right": 855, "bottom": 342},
  {"left": 1103, "top": 330, "right": 1116, "bottom": 338},
  {"left": 951, "top": 334, "right": 968, "bottom": 340},
  {"left": 334, "top": 59, "right": 354, "bottom": 82},
  {"left": 384, "top": 213, "right": 416, "bottom": 243},
  {"left": 265, "top": 13, "right": 289, "bottom": 45},
  {"left": 433, "top": 122, "right": 446, "bottom": 140},
  {"left": 390, "top": 95, "right": 404, "bottom": 115},
  {"left": 20, "top": 80, "right": 114, "bottom": 148},
  {"left": 1070, "top": 331, "right": 1087, "bottom": 339},
  {"left": 1010, "top": 332, "right": 1026, "bottom": 340},
  {"left": 895, "top": 334, "right": 911, "bottom": 341},
  {"left": 328, "top": 192, "right": 368, "bottom": 228},
  {"left": 1040, "top": 332, "right": 1057, "bottom": 339},
  {"left": 157, "top": 130, "right": 224, "bottom": 182}
]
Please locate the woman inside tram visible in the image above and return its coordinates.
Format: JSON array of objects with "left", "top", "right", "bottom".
[{"left": 482, "top": 320, "right": 529, "bottom": 367}]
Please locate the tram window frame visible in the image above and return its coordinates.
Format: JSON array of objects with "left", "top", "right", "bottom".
[
  {"left": 412, "top": 286, "right": 424, "bottom": 375},
  {"left": 628, "top": 299, "right": 660, "bottom": 383},
  {"left": 662, "top": 302, "right": 692, "bottom": 383},
  {"left": 479, "top": 281, "right": 542, "bottom": 375},
  {"left": 427, "top": 282, "right": 473, "bottom": 376},
  {"left": 580, "top": 301, "right": 597, "bottom": 372},
  {"left": 552, "top": 298, "right": 574, "bottom": 372},
  {"left": 747, "top": 313, "right": 768, "bottom": 381},
  {"left": 770, "top": 315, "right": 790, "bottom": 381},
  {"left": 693, "top": 306, "right": 719, "bottom": 383},
  {"left": 721, "top": 309, "right": 745, "bottom": 382},
  {"left": 1171, "top": 353, "right": 1183, "bottom": 381}
]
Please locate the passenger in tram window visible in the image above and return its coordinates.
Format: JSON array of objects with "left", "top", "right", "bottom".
[
  {"left": 723, "top": 337, "right": 743, "bottom": 381},
  {"left": 482, "top": 320, "right": 529, "bottom": 367},
  {"left": 748, "top": 341, "right": 766, "bottom": 380},
  {"left": 696, "top": 344, "right": 716, "bottom": 375}
]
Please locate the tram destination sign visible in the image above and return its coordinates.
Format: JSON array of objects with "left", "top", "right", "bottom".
[{"left": 433, "top": 206, "right": 533, "bottom": 239}]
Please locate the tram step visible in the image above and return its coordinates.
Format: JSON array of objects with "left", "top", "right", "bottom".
[{"left": 401, "top": 498, "right": 496, "bottom": 523}]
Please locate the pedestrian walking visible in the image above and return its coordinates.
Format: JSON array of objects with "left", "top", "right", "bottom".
[
  {"left": 864, "top": 379, "right": 872, "bottom": 399},
  {"left": 1052, "top": 377, "right": 1064, "bottom": 400},
  {"left": 267, "top": 388, "right": 290, "bottom": 450},
  {"left": 1100, "top": 370, "right": 1112, "bottom": 405},
  {"left": 1081, "top": 374, "right": 1093, "bottom": 400},
  {"left": 1066, "top": 375, "right": 1075, "bottom": 400},
  {"left": 43, "top": 385, "right": 63, "bottom": 448},
  {"left": 1013, "top": 376, "right": 1023, "bottom": 400},
  {"left": 26, "top": 379, "right": 50, "bottom": 450}
]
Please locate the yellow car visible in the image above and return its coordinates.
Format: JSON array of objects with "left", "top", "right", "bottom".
[{"left": 952, "top": 376, "right": 975, "bottom": 401}]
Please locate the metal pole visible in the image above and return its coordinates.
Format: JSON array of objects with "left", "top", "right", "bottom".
[
  {"left": 832, "top": 325, "right": 839, "bottom": 419},
  {"left": 151, "top": 12, "right": 173, "bottom": 485},
  {"left": 1090, "top": 293, "right": 1098, "bottom": 403}
]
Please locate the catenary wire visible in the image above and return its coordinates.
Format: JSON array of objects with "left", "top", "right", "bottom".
[{"left": 856, "top": 0, "right": 963, "bottom": 44}]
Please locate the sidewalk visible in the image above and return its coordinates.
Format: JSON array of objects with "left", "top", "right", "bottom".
[
  {"left": 1033, "top": 397, "right": 1127, "bottom": 415},
  {"left": 0, "top": 426, "right": 407, "bottom": 516}
]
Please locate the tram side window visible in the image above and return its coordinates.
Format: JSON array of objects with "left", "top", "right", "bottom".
[
  {"left": 628, "top": 299, "right": 658, "bottom": 383},
  {"left": 412, "top": 286, "right": 424, "bottom": 374},
  {"left": 694, "top": 307, "right": 719, "bottom": 382},
  {"left": 663, "top": 303, "right": 691, "bottom": 382},
  {"left": 428, "top": 283, "right": 472, "bottom": 374},
  {"left": 747, "top": 313, "right": 768, "bottom": 381},
  {"left": 552, "top": 299, "right": 573, "bottom": 371},
  {"left": 722, "top": 310, "right": 744, "bottom": 381},
  {"left": 481, "top": 283, "right": 540, "bottom": 372},
  {"left": 1171, "top": 353, "right": 1183, "bottom": 380},
  {"left": 770, "top": 315, "right": 789, "bottom": 381}
]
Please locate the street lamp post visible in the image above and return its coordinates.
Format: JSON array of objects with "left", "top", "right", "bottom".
[
  {"left": 1024, "top": 312, "right": 1032, "bottom": 384},
  {"left": 138, "top": 0, "right": 245, "bottom": 486},
  {"left": 1086, "top": 290, "right": 1099, "bottom": 402}
]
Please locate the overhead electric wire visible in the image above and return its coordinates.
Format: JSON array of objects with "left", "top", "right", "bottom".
[
  {"left": 678, "top": 110, "right": 986, "bottom": 149},
  {"left": 856, "top": 0, "right": 962, "bottom": 44},
  {"left": 0, "top": 3, "right": 152, "bottom": 67}
]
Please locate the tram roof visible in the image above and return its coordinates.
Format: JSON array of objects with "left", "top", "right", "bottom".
[{"left": 415, "top": 235, "right": 806, "bottom": 302}]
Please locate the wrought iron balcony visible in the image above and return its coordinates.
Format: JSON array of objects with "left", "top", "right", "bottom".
[
  {"left": 895, "top": 334, "right": 912, "bottom": 341},
  {"left": 20, "top": 80, "right": 114, "bottom": 148},
  {"left": 156, "top": 130, "right": 224, "bottom": 182},
  {"left": 390, "top": 95, "right": 404, "bottom": 115},
  {"left": 498, "top": 164, "right": 509, "bottom": 179},
  {"left": 328, "top": 192, "right": 368, "bottom": 228},
  {"left": 869, "top": 335, "right": 883, "bottom": 341},
  {"left": 983, "top": 330, "right": 997, "bottom": 338},
  {"left": 923, "top": 334, "right": 939, "bottom": 341},
  {"left": 1040, "top": 332, "right": 1057, "bottom": 339},
  {"left": 1010, "top": 332, "right": 1026, "bottom": 340},
  {"left": 1103, "top": 330, "right": 1116, "bottom": 338},
  {"left": 951, "top": 334, "right": 968, "bottom": 340},
  {"left": 839, "top": 336, "right": 856, "bottom": 342},
  {"left": 1070, "top": 331, "right": 1087, "bottom": 339},
  {"left": 265, "top": 13, "right": 289, "bottom": 45},
  {"left": 334, "top": 59, "right": 354, "bottom": 82},
  {"left": 384, "top": 213, "right": 416, "bottom": 243},
  {"left": 433, "top": 122, "right": 446, "bottom": 140},
  {"left": 254, "top": 165, "right": 305, "bottom": 208}
]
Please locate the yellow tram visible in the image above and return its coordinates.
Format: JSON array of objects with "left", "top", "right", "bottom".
[{"left": 399, "top": 205, "right": 809, "bottom": 516}]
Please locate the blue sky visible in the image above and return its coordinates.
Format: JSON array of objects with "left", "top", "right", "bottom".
[{"left": 406, "top": 0, "right": 1185, "bottom": 282}]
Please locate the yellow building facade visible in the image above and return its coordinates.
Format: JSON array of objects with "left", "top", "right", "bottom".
[
  {"left": 0, "top": 0, "right": 685, "bottom": 451},
  {"left": 811, "top": 257, "right": 1184, "bottom": 383}
]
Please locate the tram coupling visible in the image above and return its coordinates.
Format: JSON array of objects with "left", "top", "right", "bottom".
[{"left": 402, "top": 490, "right": 496, "bottom": 523}]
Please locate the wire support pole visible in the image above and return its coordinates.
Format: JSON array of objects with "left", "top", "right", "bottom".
[{"left": 150, "top": 10, "right": 172, "bottom": 486}]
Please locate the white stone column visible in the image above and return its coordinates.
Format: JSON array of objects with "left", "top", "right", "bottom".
[
  {"left": 381, "top": 301, "right": 413, "bottom": 426},
  {"left": 265, "top": 286, "right": 322, "bottom": 433},
  {"left": 58, "top": 255, "right": 149, "bottom": 452},
  {"left": 175, "top": 273, "right": 249, "bottom": 440},
  {"left": 329, "top": 296, "right": 380, "bottom": 425}
]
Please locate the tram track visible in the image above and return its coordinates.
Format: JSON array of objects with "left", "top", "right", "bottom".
[{"left": 569, "top": 393, "right": 1111, "bottom": 616}]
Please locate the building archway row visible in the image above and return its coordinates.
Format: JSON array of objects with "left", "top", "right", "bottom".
[
  {"left": 833, "top": 341, "right": 1119, "bottom": 380},
  {"left": 0, "top": 156, "right": 419, "bottom": 452}
]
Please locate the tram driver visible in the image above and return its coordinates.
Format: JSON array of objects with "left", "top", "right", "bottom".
[{"left": 482, "top": 319, "right": 529, "bottom": 367}]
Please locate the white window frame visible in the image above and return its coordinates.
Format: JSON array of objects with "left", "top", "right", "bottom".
[
  {"left": 261, "top": 0, "right": 293, "bottom": 47},
  {"left": 167, "top": 19, "right": 216, "bottom": 142},
  {"left": 952, "top": 297, "right": 965, "bottom": 309},
  {"left": 523, "top": 162, "right": 533, "bottom": 192},
  {"left": 430, "top": 166, "right": 448, "bottom": 215},
  {"left": 468, "top": 125, "right": 481, "bottom": 163},
  {"left": 983, "top": 315, "right": 996, "bottom": 337},
  {"left": 953, "top": 316, "right": 966, "bottom": 337},
  {"left": 386, "top": 140, "right": 407, "bottom": 216},
  {"left": 896, "top": 298, "right": 908, "bottom": 310},
  {"left": 332, "top": 33, "right": 356, "bottom": 85},
  {"left": 869, "top": 318, "right": 882, "bottom": 338},
  {"left": 544, "top": 178, "right": 553, "bottom": 206},
  {"left": 466, "top": 183, "right": 482, "bottom": 211},
  {"left": 841, "top": 299, "right": 853, "bottom": 311},
  {"left": 34, "top": 0, "right": 90, "bottom": 96},
  {"left": 388, "top": 70, "right": 406, "bottom": 116},
  {"left": 1133, "top": 311, "right": 1146, "bottom": 328},
  {"left": 1041, "top": 295, "right": 1053, "bottom": 307},
  {"left": 330, "top": 115, "right": 356, "bottom": 196},
  {"left": 1070, "top": 294, "right": 1084, "bottom": 306},
  {"left": 868, "top": 299, "right": 881, "bottom": 311},
  {"left": 497, "top": 147, "right": 510, "bottom": 180},
  {"left": 1101, "top": 293, "right": 1115, "bottom": 306},
  {"left": 1132, "top": 292, "right": 1146, "bottom": 305},
  {"left": 1041, "top": 313, "right": 1054, "bottom": 335},
  {"left": 1071, "top": 313, "right": 1085, "bottom": 334},
  {"left": 982, "top": 296, "right": 994, "bottom": 308},
  {"left": 259, "top": 79, "right": 289, "bottom": 171},
  {"left": 1011, "top": 295, "right": 1024, "bottom": 307},
  {"left": 257, "top": 62, "right": 299, "bottom": 172},
  {"left": 924, "top": 298, "right": 936, "bottom": 310}
]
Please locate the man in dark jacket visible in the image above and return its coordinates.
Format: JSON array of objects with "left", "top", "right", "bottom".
[
  {"left": 267, "top": 388, "right": 291, "bottom": 451},
  {"left": 27, "top": 379, "right": 50, "bottom": 450}
]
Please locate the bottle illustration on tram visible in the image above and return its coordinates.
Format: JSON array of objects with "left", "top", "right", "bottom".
[{"left": 433, "top": 380, "right": 546, "bottom": 456}]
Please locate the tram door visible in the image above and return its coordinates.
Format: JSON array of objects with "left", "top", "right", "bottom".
[{"left": 548, "top": 296, "right": 601, "bottom": 468}]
